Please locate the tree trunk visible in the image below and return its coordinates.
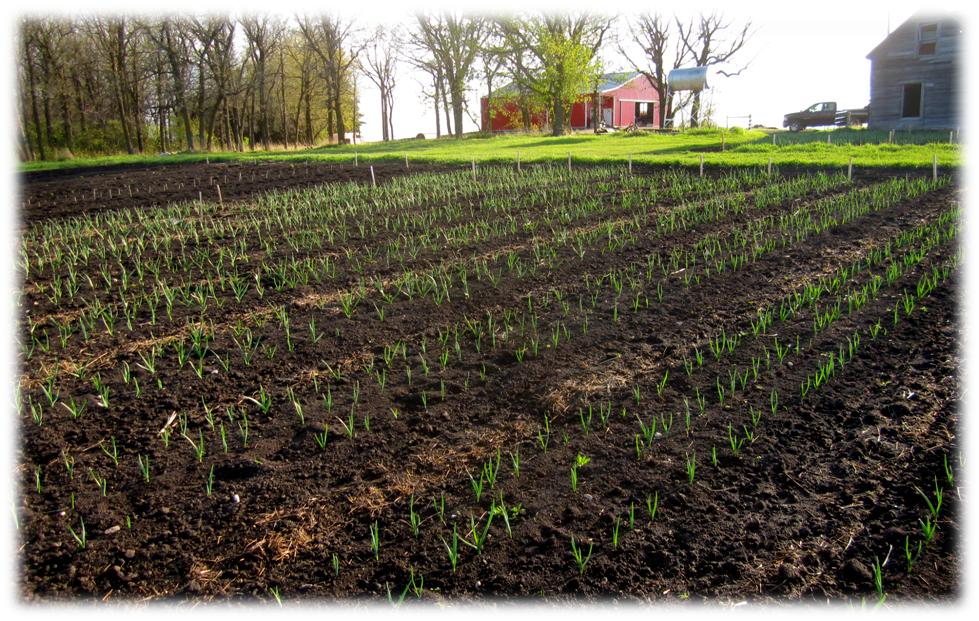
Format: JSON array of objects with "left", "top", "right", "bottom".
[
  {"left": 333, "top": 66, "right": 346, "bottom": 144},
  {"left": 379, "top": 92, "right": 388, "bottom": 141},
  {"left": 279, "top": 50, "right": 288, "bottom": 150},
  {"left": 248, "top": 88, "right": 256, "bottom": 150},
  {"left": 156, "top": 64, "right": 166, "bottom": 152},
  {"left": 485, "top": 74, "right": 493, "bottom": 132},
  {"left": 131, "top": 75, "right": 144, "bottom": 153},
  {"left": 26, "top": 53, "right": 46, "bottom": 159},
  {"left": 197, "top": 56, "right": 206, "bottom": 148},
  {"left": 204, "top": 90, "right": 223, "bottom": 151},
  {"left": 387, "top": 91, "right": 394, "bottom": 140},
  {"left": 325, "top": 85, "right": 335, "bottom": 143},
  {"left": 591, "top": 92, "right": 600, "bottom": 132},
  {"left": 432, "top": 75, "right": 441, "bottom": 138},
  {"left": 41, "top": 71, "right": 54, "bottom": 149},
  {"left": 451, "top": 84, "right": 464, "bottom": 138},
  {"left": 60, "top": 81, "right": 75, "bottom": 152},
  {"left": 441, "top": 82, "right": 452, "bottom": 136},
  {"left": 303, "top": 88, "right": 313, "bottom": 145},
  {"left": 72, "top": 74, "right": 86, "bottom": 134},
  {"left": 552, "top": 98, "right": 566, "bottom": 136},
  {"left": 351, "top": 75, "right": 357, "bottom": 145},
  {"left": 258, "top": 57, "right": 270, "bottom": 151}
]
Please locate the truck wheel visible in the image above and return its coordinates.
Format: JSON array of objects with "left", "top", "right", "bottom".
[{"left": 789, "top": 122, "right": 803, "bottom": 132}]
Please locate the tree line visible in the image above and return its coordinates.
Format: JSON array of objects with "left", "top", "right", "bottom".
[{"left": 17, "top": 11, "right": 751, "bottom": 160}]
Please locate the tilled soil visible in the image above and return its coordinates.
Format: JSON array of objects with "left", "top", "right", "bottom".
[
  {"left": 16, "top": 164, "right": 960, "bottom": 604},
  {"left": 19, "top": 160, "right": 450, "bottom": 223}
]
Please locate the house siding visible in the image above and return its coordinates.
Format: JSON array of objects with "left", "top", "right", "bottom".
[{"left": 868, "top": 17, "right": 960, "bottom": 130}]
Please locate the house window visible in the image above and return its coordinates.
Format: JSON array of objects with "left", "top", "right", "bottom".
[
  {"left": 902, "top": 83, "right": 922, "bottom": 118},
  {"left": 918, "top": 22, "right": 938, "bottom": 55}
]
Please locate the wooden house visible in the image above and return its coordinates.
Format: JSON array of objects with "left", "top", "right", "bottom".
[
  {"left": 481, "top": 71, "right": 660, "bottom": 132},
  {"left": 866, "top": 13, "right": 961, "bottom": 130}
]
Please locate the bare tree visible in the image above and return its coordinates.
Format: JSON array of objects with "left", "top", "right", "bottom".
[
  {"left": 619, "top": 13, "right": 693, "bottom": 129},
  {"left": 297, "top": 14, "right": 363, "bottom": 144},
  {"left": 411, "top": 13, "right": 488, "bottom": 138},
  {"left": 676, "top": 12, "right": 752, "bottom": 127},
  {"left": 147, "top": 17, "right": 196, "bottom": 151},
  {"left": 360, "top": 25, "right": 401, "bottom": 141},
  {"left": 16, "top": 14, "right": 363, "bottom": 159},
  {"left": 242, "top": 15, "right": 286, "bottom": 150}
]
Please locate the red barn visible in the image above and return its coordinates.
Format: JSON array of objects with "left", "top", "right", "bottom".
[{"left": 481, "top": 71, "right": 660, "bottom": 132}]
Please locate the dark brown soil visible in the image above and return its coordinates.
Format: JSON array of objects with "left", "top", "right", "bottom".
[
  {"left": 19, "top": 160, "right": 451, "bottom": 223},
  {"left": 16, "top": 165, "right": 960, "bottom": 604}
]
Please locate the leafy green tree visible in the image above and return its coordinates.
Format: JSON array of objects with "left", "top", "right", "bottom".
[{"left": 498, "top": 14, "right": 613, "bottom": 136}]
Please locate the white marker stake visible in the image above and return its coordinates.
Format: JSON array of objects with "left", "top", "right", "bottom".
[
  {"left": 628, "top": 154, "right": 632, "bottom": 174},
  {"left": 772, "top": 133, "right": 776, "bottom": 146},
  {"left": 370, "top": 165, "right": 376, "bottom": 188},
  {"left": 404, "top": 153, "right": 409, "bottom": 169},
  {"left": 216, "top": 184, "right": 223, "bottom": 206},
  {"left": 827, "top": 133, "right": 831, "bottom": 144},
  {"left": 848, "top": 157, "right": 853, "bottom": 183},
  {"left": 767, "top": 157, "right": 772, "bottom": 176},
  {"left": 933, "top": 154, "right": 938, "bottom": 181},
  {"left": 567, "top": 153, "right": 571, "bottom": 173},
  {"left": 949, "top": 131, "right": 954, "bottom": 145},
  {"left": 699, "top": 154, "right": 704, "bottom": 177},
  {"left": 472, "top": 159, "right": 477, "bottom": 181},
  {"left": 355, "top": 152, "right": 359, "bottom": 166},
  {"left": 517, "top": 152, "right": 521, "bottom": 172},
  {"left": 721, "top": 133, "right": 726, "bottom": 151}
]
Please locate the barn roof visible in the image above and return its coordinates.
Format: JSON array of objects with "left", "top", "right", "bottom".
[
  {"left": 490, "top": 71, "right": 644, "bottom": 98},
  {"left": 596, "top": 71, "right": 642, "bottom": 92}
]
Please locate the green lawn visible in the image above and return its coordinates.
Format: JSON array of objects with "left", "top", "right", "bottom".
[{"left": 20, "top": 128, "right": 960, "bottom": 173}]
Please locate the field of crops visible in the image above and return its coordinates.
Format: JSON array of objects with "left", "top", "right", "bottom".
[{"left": 17, "top": 161, "right": 960, "bottom": 603}]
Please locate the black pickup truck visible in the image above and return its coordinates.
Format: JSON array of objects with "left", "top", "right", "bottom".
[{"left": 783, "top": 102, "right": 869, "bottom": 131}]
